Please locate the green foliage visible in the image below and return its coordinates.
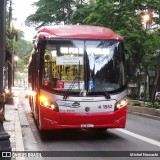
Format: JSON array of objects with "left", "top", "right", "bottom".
[
  {"left": 70, "top": 3, "right": 93, "bottom": 24},
  {"left": 23, "top": 47, "right": 33, "bottom": 65},
  {"left": 6, "top": 26, "right": 33, "bottom": 60},
  {"left": 6, "top": 24, "right": 18, "bottom": 54},
  {"left": 24, "top": 0, "right": 160, "bottom": 99},
  {"left": 25, "top": 0, "right": 160, "bottom": 69},
  {"left": 14, "top": 39, "right": 33, "bottom": 82},
  {"left": 16, "top": 38, "right": 33, "bottom": 60},
  {"left": 6, "top": 25, "right": 32, "bottom": 71},
  {"left": 25, "top": 0, "right": 76, "bottom": 28},
  {"left": 129, "top": 100, "right": 160, "bottom": 109}
]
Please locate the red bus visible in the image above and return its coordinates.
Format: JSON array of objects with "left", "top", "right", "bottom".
[{"left": 28, "top": 25, "right": 128, "bottom": 131}]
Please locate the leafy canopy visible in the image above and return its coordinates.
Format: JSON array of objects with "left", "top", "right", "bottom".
[
  {"left": 25, "top": 0, "right": 76, "bottom": 28},
  {"left": 25, "top": 0, "right": 160, "bottom": 70}
]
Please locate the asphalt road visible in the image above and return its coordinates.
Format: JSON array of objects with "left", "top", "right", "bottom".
[{"left": 15, "top": 88, "right": 160, "bottom": 160}]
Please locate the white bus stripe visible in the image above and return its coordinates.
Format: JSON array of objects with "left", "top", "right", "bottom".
[{"left": 116, "top": 129, "right": 160, "bottom": 147}]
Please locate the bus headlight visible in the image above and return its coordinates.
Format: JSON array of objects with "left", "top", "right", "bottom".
[
  {"left": 116, "top": 98, "right": 127, "bottom": 110},
  {"left": 39, "top": 96, "right": 59, "bottom": 111}
]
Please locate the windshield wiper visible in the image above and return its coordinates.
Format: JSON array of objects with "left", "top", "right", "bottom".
[
  {"left": 96, "top": 81, "right": 111, "bottom": 99},
  {"left": 103, "top": 89, "right": 111, "bottom": 99},
  {"left": 63, "top": 76, "right": 79, "bottom": 100},
  {"left": 63, "top": 61, "right": 81, "bottom": 100}
]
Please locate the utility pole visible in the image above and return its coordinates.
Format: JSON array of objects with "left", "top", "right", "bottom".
[
  {"left": 0, "top": 0, "right": 11, "bottom": 154},
  {"left": 8, "top": 0, "right": 13, "bottom": 96}
]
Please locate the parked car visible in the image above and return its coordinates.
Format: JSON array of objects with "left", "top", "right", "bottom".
[{"left": 155, "top": 92, "right": 160, "bottom": 101}]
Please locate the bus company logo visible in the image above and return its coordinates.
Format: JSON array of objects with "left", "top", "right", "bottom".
[
  {"left": 62, "top": 102, "right": 80, "bottom": 108},
  {"left": 71, "top": 102, "right": 80, "bottom": 108},
  {"left": 64, "top": 103, "right": 72, "bottom": 107}
]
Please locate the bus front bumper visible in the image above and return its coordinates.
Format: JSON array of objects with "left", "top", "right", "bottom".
[{"left": 40, "top": 106, "right": 127, "bottom": 130}]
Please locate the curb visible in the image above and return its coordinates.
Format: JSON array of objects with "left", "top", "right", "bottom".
[
  {"left": 127, "top": 105, "right": 160, "bottom": 121},
  {"left": 13, "top": 98, "right": 25, "bottom": 160},
  {"left": 15, "top": 112, "right": 25, "bottom": 160}
]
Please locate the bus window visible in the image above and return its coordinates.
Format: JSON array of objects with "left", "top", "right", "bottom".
[
  {"left": 42, "top": 42, "right": 84, "bottom": 90},
  {"left": 41, "top": 40, "right": 126, "bottom": 93}
]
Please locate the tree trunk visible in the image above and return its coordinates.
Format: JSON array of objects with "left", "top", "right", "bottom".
[{"left": 151, "top": 68, "right": 160, "bottom": 102}]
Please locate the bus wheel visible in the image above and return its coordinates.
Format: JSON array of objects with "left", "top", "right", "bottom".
[
  {"left": 35, "top": 96, "right": 43, "bottom": 131},
  {"left": 37, "top": 111, "right": 43, "bottom": 131}
]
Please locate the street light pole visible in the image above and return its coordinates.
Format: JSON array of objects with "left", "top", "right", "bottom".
[
  {"left": 142, "top": 13, "right": 151, "bottom": 102},
  {"left": 0, "top": 0, "right": 11, "bottom": 153},
  {"left": 8, "top": 0, "right": 13, "bottom": 96}
]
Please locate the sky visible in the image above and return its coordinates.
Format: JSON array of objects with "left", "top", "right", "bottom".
[{"left": 12, "top": 0, "right": 37, "bottom": 41}]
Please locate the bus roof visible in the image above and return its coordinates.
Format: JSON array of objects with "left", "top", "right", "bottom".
[{"left": 37, "top": 25, "right": 123, "bottom": 40}]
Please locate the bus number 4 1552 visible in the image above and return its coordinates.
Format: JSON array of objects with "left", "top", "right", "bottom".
[{"left": 98, "top": 105, "right": 112, "bottom": 109}]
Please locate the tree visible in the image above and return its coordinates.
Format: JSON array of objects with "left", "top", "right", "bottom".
[
  {"left": 70, "top": 1, "right": 94, "bottom": 24},
  {"left": 71, "top": 0, "right": 160, "bottom": 100},
  {"left": 141, "top": 31, "right": 160, "bottom": 101},
  {"left": 15, "top": 30, "right": 33, "bottom": 59},
  {"left": 25, "top": 0, "right": 160, "bottom": 100},
  {"left": 25, "top": 0, "right": 76, "bottom": 28}
]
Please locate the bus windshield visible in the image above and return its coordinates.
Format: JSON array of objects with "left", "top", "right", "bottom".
[{"left": 42, "top": 39, "right": 126, "bottom": 93}]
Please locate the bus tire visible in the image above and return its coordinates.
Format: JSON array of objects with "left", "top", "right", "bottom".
[{"left": 37, "top": 106, "right": 44, "bottom": 131}]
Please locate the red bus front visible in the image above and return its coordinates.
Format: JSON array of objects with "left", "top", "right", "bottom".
[
  {"left": 38, "top": 91, "right": 127, "bottom": 130},
  {"left": 29, "top": 25, "right": 127, "bottom": 131}
]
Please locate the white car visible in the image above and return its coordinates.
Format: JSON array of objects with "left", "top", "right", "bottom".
[{"left": 155, "top": 92, "right": 160, "bottom": 101}]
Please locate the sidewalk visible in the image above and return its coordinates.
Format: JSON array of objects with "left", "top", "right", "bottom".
[{"left": 3, "top": 99, "right": 24, "bottom": 160}]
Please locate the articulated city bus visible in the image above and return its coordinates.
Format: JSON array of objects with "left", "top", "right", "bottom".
[{"left": 28, "top": 25, "right": 128, "bottom": 131}]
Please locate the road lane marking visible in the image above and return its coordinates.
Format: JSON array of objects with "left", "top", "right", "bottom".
[{"left": 116, "top": 129, "right": 160, "bottom": 147}]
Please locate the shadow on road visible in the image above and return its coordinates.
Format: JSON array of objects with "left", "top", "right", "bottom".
[{"left": 38, "top": 128, "right": 125, "bottom": 143}]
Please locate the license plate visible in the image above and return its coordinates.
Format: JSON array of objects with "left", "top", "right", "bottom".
[{"left": 81, "top": 124, "right": 94, "bottom": 128}]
